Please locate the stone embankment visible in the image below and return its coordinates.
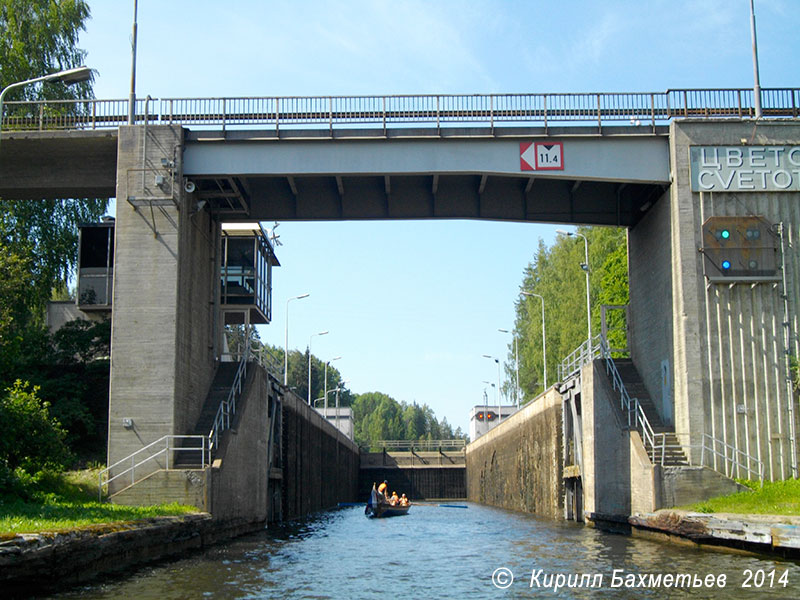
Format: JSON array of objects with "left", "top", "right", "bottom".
[
  {"left": 630, "top": 510, "right": 800, "bottom": 557},
  {"left": 0, "top": 513, "right": 263, "bottom": 597}
]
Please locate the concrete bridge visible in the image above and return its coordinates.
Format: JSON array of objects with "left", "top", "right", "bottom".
[{"left": 2, "top": 88, "right": 799, "bottom": 525}]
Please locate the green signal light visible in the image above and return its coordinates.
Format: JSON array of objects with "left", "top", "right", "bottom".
[{"left": 720, "top": 229, "right": 730, "bottom": 240}]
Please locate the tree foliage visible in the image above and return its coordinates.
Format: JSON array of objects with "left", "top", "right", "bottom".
[
  {"left": 0, "top": 0, "right": 93, "bottom": 98},
  {"left": 0, "top": 380, "right": 72, "bottom": 474},
  {"left": 351, "top": 391, "right": 465, "bottom": 446},
  {"left": 510, "top": 226, "right": 629, "bottom": 403}
]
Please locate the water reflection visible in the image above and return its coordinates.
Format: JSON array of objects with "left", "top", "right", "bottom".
[{"left": 45, "top": 504, "right": 799, "bottom": 599}]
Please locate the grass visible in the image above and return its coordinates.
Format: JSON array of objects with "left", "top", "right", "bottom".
[
  {"left": 686, "top": 478, "right": 800, "bottom": 516},
  {"left": 0, "top": 468, "right": 199, "bottom": 536}
]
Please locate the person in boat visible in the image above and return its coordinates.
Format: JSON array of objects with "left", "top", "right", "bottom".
[
  {"left": 399, "top": 493, "right": 409, "bottom": 507},
  {"left": 377, "top": 480, "right": 389, "bottom": 501},
  {"left": 390, "top": 491, "right": 399, "bottom": 505}
]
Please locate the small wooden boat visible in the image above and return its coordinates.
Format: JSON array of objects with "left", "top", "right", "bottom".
[{"left": 365, "top": 488, "right": 410, "bottom": 518}]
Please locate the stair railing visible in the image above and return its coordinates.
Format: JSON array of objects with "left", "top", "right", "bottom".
[
  {"left": 208, "top": 341, "right": 250, "bottom": 454},
  {"left": 97, "top": 435, "right": 208, "bottom": 500},
  {"left": 651, "top": 432, "right": 764, "bottom": 483},
  {"left": 596, "top": 337, "right": 657, "bottom": 459}
]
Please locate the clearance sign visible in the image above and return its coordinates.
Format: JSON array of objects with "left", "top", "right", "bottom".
[{"left": 690, "top": 146, "right": 800, "bottom": 192}]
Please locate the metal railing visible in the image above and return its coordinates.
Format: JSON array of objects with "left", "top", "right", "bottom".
[
  {"left": 558, "top": 334, "right": 658, "bottom": 463},
  {"left": 97, "top": 435, "right": 209, "bottom": 501},
  {"left": 557, "top": 334, "right": 602, "bottom": 381},
  {"left": 209, "top": 344, "right": 250, "bottom": 454},
  {"left": 361, "top": 439, "right": 467, "bottom": 452},
  {"left": 3, "top": 88, "right": 798, "bottom": 133},
  {"left": 596, "top": 338, "right": 658, "bottom": 460},
  {"left": 651, "top": 432, "right": 764, "bottom": 483}
]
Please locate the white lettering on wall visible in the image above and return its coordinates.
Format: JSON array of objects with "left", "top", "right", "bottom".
[{"left": 691, "top": 146, "right": 800, "bottom": 192}]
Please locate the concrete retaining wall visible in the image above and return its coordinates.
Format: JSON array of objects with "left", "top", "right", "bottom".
[
  {"left": 358, "top": 467, "right": 465, "bottom": 500},
  {"left": 465, "top": 388, "right": 563, "bottom": 520},
  {"left": 281, "top": 392, "right": 360, "bottom": 520},
  {"left": 0, "top": 514, "right": 262, "bottom": 597},
  {"left": 207, "top": 366, "right": 274, "bottom": 522}
]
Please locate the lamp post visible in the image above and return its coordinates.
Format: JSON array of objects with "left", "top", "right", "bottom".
[
  {"left": 0, "top": 66, "right": 93, "bottom": 152},
  {"left": 750, "top": 0, "right": 762, "bottom": 119},
  {"left": 482, "top": 355, "right": 502, "bottom": 421},
  {"left": 521, "top": 291, "right": 547, "bottom": 393},
  {"left": 324, "top": 356, "right": 342, "bottom": 411},
  {"left": 284, "top": 293, "right": 309, "bottom": 385},
  {"left": 128, "top": 0, "right": 139, "bottom": 125},
  {"left": 498, "top": 328, "right": 519, "bottom": 408},
  {"left": 556, "top": 229, "right": 592, "bottom": 351},
  {"left": 308, "top": 330, "right": 329, "bottom": 405}
]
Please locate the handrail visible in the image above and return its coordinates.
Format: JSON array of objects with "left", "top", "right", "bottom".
[
  {"left": 558, "top": 334, "right": 657, "bottom": 460},
  {"left": 2, "top": 88, "right": 798, "bottom": 132},
  {"left": 208, "top": 342, "right": 250, "bottom": 453},
  {"left": 596, "top": 337, "right": 657, "bottom": 458},
  {"left": 361, "top": 439, "right": 467, "bottom": 452},
  {"left": 652, "top": 432, "right": 764, "bottom": 483},
  {"left": 97, "top": 435, "right": 208, "bottom": 501}
]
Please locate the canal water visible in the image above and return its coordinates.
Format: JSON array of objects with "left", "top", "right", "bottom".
[{"left": 48, "top": 503, "right": 799, "bottom": 599}]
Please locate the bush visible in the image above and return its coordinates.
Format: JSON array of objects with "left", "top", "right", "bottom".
[{"left": 0, "top": 380, "right": 73, "bottom": 477}]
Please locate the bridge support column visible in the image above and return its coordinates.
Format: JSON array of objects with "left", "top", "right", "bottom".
[{"left": 107, "top": 125, "right": 218, "bottom": 494}]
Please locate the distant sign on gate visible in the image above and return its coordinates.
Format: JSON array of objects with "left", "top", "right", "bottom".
[
  {"left": 520, "top": 142, "right": 564, "bottom": 171},
  {"left": 690, "top": 145, "right": 800, "bottom": 192}
]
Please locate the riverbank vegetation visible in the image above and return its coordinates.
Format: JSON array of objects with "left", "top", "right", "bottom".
[
  {"left": 688, "top": 479, "right": 800, "bottom": 516},
  {"left": 0, "top": 468, "right": 197, "bottom": 536}
]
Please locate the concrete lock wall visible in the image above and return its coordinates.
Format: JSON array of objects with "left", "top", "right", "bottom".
[
  {"left": 108, "top": 125, "right": 217, "bottom": 491},
  {"left": 208, "top": 366, "right": 275, "bottom": 522},
  {"left": 358, "top": 467, "right": 465, "bottom": 500},
  {"left": 281, "top": 392, "right": 360, "bottom": 520},
  {"left": 667, "top": 121, "right": 800, "bottom": 481},
  {"left": 466, "top": 388, "right": 563, "bottom": 520},
  {"left": 628, "top": 188, "right": 674, "bottom": 426}
]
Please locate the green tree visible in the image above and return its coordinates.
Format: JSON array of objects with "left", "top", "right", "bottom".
[
  {"left": 511, "top": 226, "right": 629, "bottom": 404},
  {"left": 0, "top": 380, "right": 72, "bottom": 474},
  {"left": 0, "top": 0, "right": 93, "bottom": 100}
]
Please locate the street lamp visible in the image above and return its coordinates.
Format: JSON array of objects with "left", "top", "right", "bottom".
[
  {"left": 128, "top": 0, "right": 139, "bottom": 125},
  {"left": 521, "top": 291, "right": 547, "bottom": 393},
  {"left": 0, "top": 66, "right": 93, "bottom": 151},
  {"left": 308, "top": 330, "right": 329, "bottom": 404},
  {"left": 750, "top": 0, "right": 762, "bottom": 119},
  {"left": 284, "top": 293, "right": 310, "bottom": 385},
  {"left": 498, "top": 328, "right": 519, "bottom": 408},
  {"left": 482, "top": 354, "right": 502, "bottom": 422},
  {"left": 324, "top": 356, "right": 342, "bottom": 411},
  {"left": 556, "top": 229, "right": 592, "bottom": 351}
]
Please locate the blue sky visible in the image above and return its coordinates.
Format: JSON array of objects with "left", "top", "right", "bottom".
[{"left": 79, "top": 0, "right": 799, "bottom": 433}]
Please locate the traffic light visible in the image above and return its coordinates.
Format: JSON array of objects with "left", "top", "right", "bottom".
[{"left": 701, "top": 216, "right": 779, "bottom": 283}]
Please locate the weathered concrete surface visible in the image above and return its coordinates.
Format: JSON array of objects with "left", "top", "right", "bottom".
[
  {"left": 466, "top": 388, "right": 563, "bottom": 519},
  {"left": 359, "top": 466, "right": 465, "bottom": 500},
  {"left": 581, "top": 360, "right": 632, "bottom": 518},
  {"left": 107, "top": 125, "right": 217, "bottom": 491},
  {"left": 0, "top": 130, "right": 118, "bottom": 200},
  {"left": 281, "top": 391, "right": 360, "bottom": 519},
  {"left": 207, "top": 366, "right": 275, "bottom": 522},
  {"left": 630, "top": 510, "right": 800, "bottom": 557},
  {"left": 0, "top": 513, "right": 267, "bottom": 598},
  {"left": 667, "top": 121, "right": 800, "bottom": 481},
  {"left": 111, "top": 468, "right": 207, "bottom": 509}
]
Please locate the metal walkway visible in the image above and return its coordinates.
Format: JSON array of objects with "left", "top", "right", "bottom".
[{"left": 2, "top": 88, "right": 799, "bottom": 133}]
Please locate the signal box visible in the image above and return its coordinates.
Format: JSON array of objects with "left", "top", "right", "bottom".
[{"left": 700, "top": 216, "right": 780, "bottom": 283}]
